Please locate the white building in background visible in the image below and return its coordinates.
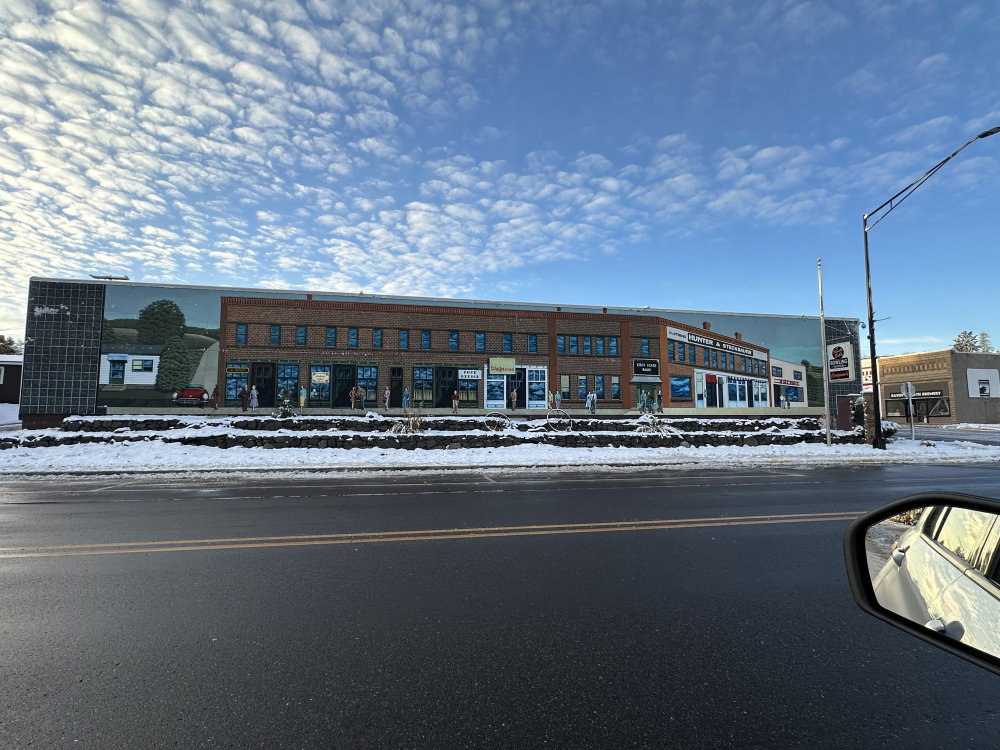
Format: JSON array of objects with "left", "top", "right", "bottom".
[
  {"left": 861, "top": 358, "right": 874, "bottom": 393},
  {"left": 0, "top": 353, "right": 23, "bottom": 404}
]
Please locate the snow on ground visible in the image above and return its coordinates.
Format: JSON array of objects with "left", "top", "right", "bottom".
[
  {"left": 0, "top": 402, "right": 18, "bottom": 425},
  {"left": 1, "top": 413, "right": 999, "bottom": 477}
]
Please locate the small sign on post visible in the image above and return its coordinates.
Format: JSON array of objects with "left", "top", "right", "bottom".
[{"left": 901, "top": 382, "right": 916, "bottom": 440}]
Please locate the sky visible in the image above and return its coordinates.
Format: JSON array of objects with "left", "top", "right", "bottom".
[{"left": 0, "top": 0, "right": 998, "bottom": 355}]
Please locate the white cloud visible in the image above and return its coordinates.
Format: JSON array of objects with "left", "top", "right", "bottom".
[
  {"left": 274, "top": 21, "right": 322, "bottom": 66},
  {"left": 776, "top": 1, "right": 849, "bottom": 39},
  {"left": 889, "top": 116, "right": 959, "bottom": 147},
  {"left": 570, "top": 153, "right": 613, "bottom": 174},
  {"left": 230, "top": 60, "right": 287, "bottom": 92},
  {"left": 915, "top": 53, "right": 949, "bottom": 76},
  {"left": 0, "top": 0, "right": 992, "bottom": 343},
  {"left": 967, "top": 112, "right": 1000, "bottom": 136}
]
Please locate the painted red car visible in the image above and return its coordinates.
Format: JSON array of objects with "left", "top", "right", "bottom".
[{"left": 171, "top": 384, "right": 210, "bottom": 407}]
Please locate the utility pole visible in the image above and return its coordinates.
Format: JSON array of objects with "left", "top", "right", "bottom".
[{"left": 863, "top": 125, "right": 1000, "bottom": 449}]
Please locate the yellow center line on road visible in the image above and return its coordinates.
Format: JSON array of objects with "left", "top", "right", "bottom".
[{"left": 0, "top": 510, "right": 863, "bottom": 559}]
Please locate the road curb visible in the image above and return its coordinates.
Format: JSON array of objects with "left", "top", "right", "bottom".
[{"left": 5, "top": 454, "right": 998, "bottom": 479}]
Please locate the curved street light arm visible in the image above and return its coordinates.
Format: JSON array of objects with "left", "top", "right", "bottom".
[
  {"left": 862, "top": 125, "right": 999, "bottom": 450},
  {"left": 865, "top": 127, "right": 1000, "bottom": 231}
]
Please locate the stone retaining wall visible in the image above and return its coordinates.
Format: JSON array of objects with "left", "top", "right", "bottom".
[
  {"left": 56, "top": 414, "right": 825, "bottom": 434},
  {"left": 0, "top": 415, "right": 862, "bottom": 451}
]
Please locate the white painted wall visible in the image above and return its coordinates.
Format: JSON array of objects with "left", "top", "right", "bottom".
[{"left": 100, "top": 355, "right": 160, "bottom": 385}]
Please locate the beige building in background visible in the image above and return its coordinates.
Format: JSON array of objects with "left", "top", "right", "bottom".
[{"left": 865, "top": 350, "right": 1000, "bottom": 425}]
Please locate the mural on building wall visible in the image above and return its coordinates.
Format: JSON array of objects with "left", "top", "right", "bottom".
[
  {"left": 99, "top": 285, "right": 223, "bottom": 407},
  {"left": 88, "top": 281, "right": 854, "bottom": 410},
  {"left": 664, "top": 310, "right": 831, "bottom": 407}
]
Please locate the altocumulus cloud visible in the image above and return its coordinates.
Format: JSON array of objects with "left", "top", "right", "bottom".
[{"left": 0, "top": 0, "right": 992, "bottom": 339}]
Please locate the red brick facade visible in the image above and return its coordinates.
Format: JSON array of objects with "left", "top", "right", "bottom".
[{"left": 218, "top": 297, "right": 769, "bottom": 411}]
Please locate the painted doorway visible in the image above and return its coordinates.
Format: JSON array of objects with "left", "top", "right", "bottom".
[
  {"left": 435, "top": 367, "right": 457, "bottom": 408},
  {"left": 109, "top": 360, "right": 125, "bottom": 385},
  {"left": 251, "top": 362, "right": 275, "bottom": 407},
  {"left": 509, "top": 370, "right": 526, "bottom": 408},
  {"left": 333, "top": 365, "right": 354, "bottom": 407},
  {"left": 390, "top": 367, "right": 403, "bottom": 407}
]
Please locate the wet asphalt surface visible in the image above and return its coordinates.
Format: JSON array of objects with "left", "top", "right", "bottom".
[{"left": 3, "top": 463, "right": 1000, "bottom": 748}]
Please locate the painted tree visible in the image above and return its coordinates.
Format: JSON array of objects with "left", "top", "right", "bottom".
[
  {"left": 100, "top": 317, "right": 119, "bottom": 345},
  {"left": 155, "top": 337, "right": 194, "bottom": 392},
  {"left": 800, "top": 359, "right": 824, "bottom": 407},
  {"left": 953, "top": 330, "right": 980, "bottom": 352},
  {"left": 137, "top": 299, "right": 186, "bottom": 345},
  {"left": 979, "top": 332, "right": 995, "bottom": 354}
]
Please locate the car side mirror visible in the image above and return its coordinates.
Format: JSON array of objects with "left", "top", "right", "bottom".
[{"left": 844, "top": 492, "right": 1000, "bottom": 676}]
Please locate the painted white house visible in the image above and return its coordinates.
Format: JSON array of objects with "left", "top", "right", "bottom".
[{"left": 99, "top": 345, "right": 164, "bottom": 387}]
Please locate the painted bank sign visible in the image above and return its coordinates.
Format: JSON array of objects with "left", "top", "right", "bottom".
[{"left": 632, "top": 358, "right": 660, "bottom": 376}]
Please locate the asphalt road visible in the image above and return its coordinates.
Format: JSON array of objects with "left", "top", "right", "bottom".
[
  {"left": 908, "top": 424, "right": 1000, "bottom": 445},
  {"left": 3, "top": 464, "right": 1000, "bottom": 748}
]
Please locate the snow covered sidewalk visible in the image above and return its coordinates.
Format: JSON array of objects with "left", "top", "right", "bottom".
[{"left": 0, "top": 402, "right": 18, "bottom": 428}]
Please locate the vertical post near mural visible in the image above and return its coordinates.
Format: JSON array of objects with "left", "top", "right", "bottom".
[{"left": 818, "top": 259, "right": 831, "bottom": 446}]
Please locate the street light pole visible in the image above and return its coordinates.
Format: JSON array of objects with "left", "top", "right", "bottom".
[
  {"left": 863, "top": 126, "right": 1000, "bottom": 450},
  {"left": 862, "top": 217, "right": 885, "bottom": 448}
]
